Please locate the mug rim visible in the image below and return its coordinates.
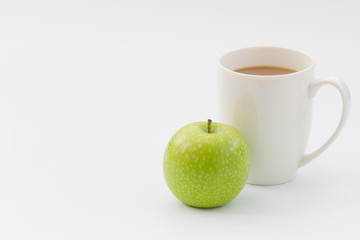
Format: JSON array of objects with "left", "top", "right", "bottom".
[{"left": 218, "top": 46, "right": 314, "bottom": 78}]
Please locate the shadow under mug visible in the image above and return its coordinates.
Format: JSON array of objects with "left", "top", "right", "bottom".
[{"left": 218, "top": 46, "right": 351, "bottom": 185}]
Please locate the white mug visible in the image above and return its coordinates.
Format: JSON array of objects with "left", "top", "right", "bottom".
[{"left": 218, "top": 46, "right": 351, "bottom": 185}]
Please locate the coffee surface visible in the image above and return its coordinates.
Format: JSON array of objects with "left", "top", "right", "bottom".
[{"left": 233, "top": 65, "right": 297, "bottom": 75}]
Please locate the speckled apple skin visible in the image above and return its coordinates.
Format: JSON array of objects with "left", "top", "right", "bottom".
[{"left": 163, "top": 121, "right": 250, "bottom": 208}]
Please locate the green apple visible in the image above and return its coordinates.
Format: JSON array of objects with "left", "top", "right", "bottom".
[{"left": 163, "top": 120, "right": 250, "bottom": 208}]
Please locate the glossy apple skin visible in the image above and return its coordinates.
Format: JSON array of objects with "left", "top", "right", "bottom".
[{"left": 163, "top": 121, "right": 250, "bottom": 208}]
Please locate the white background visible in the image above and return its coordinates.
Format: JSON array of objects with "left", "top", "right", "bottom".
[{"left": 0, "top": 0, "right": 359, "bottom": 239}]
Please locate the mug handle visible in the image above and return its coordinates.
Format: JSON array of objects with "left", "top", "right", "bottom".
[{"left": 298, "top": 76, "right": 351, "bottom": 168}]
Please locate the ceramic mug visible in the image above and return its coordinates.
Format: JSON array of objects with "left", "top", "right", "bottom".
[{"left": 218, "top": 46, "right": 351, "bottom": 185}]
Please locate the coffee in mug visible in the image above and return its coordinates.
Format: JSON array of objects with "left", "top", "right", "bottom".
[{"left": 233, "top": 65, "right": 297, "bottom": 75}]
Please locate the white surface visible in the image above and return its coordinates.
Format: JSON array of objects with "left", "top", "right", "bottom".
[{"left": 0, "top": 0, "right": 359, "bottom": 239}]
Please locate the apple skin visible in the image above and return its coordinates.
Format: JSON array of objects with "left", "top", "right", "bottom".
[{"left": 163, "top": 121, "right": 250, "bottom": 208}]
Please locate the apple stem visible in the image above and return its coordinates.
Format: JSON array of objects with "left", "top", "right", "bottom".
[{"left": 208, "top": 119, "right": 212, "bottom": 133}]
